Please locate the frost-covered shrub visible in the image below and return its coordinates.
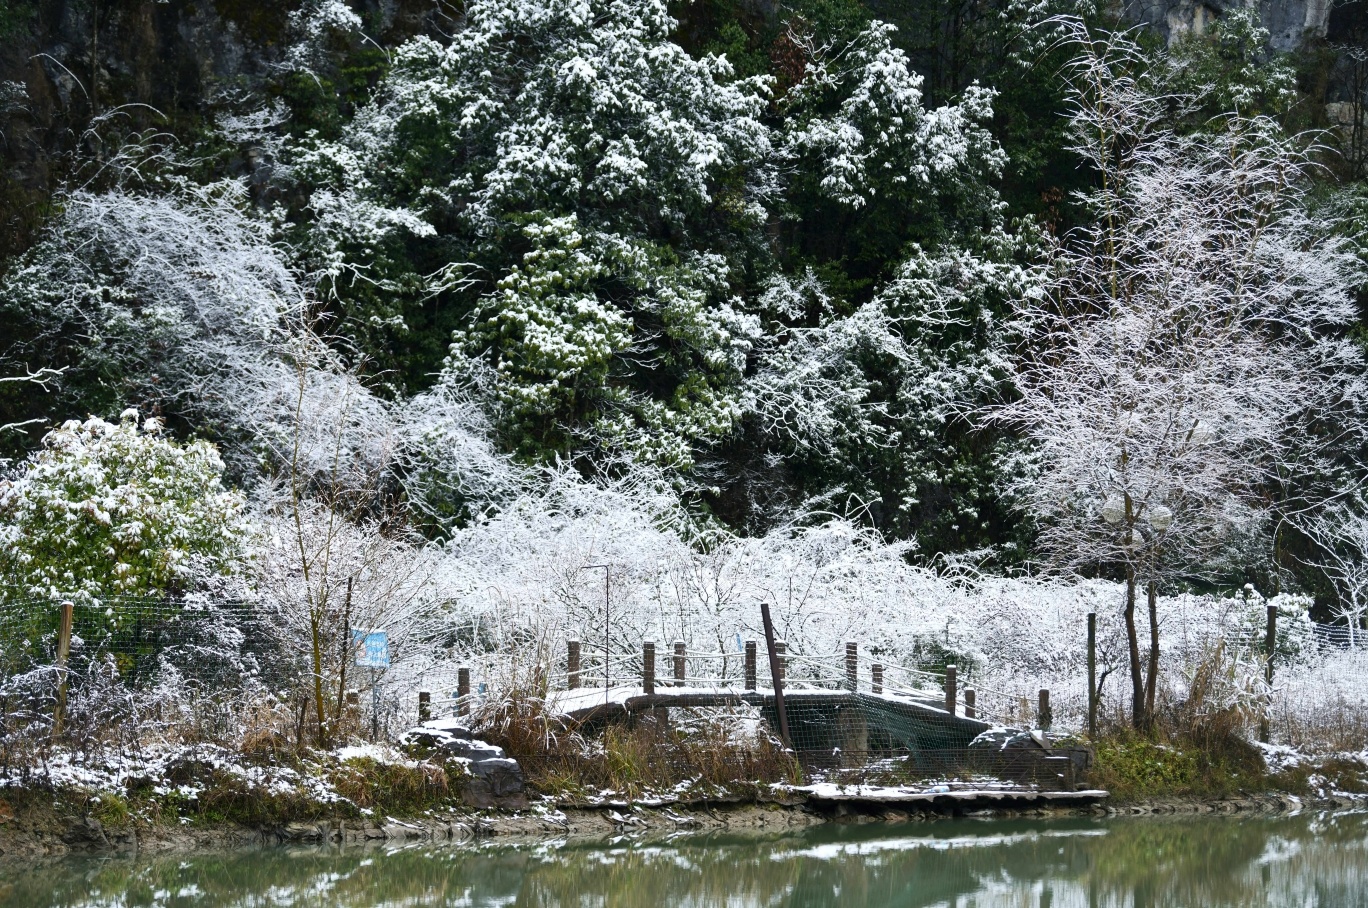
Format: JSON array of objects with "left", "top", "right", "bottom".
[{"left": 0, "top": 411, "right": 248, "bottom": 604}]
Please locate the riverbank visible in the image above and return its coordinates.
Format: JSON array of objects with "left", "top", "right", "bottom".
[
  {"left": 5, "top": 728, "right": 1368, "bottom": 860},
  {"left": 5, "top": 779, "right": 1367, "bottom": 861}
]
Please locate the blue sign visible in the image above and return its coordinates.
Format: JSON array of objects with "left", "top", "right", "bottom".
[{"left": 352, "top": 630, "right": 390, "bottom": 668}]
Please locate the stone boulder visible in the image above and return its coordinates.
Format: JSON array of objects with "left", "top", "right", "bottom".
[
  {"left": 400, "top": 718, "right": 528, "bottom": 810},
  {"left": 968, "top": 728, "right": 1076, "bottom": 790}
]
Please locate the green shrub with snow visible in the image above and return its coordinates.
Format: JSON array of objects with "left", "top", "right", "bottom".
[{"left": 0, "top": 411, "right": 249, "bottom": 605}]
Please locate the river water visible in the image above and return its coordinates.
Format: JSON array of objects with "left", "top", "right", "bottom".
[{"left": 3, "top": 810, "right": 1367, "bottom": 907}]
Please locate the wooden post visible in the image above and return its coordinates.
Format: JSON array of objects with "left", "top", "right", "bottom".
[
  {"left": 418, "top": 691, "right": 431, "bottom": 723},
  {"left": 845, "top": 641, "right": 858, "bottom": 692},
  {"left": 673, "top": 640, "right": 685, "bottom": 687},
  {"left": 568, "top": 639, "right": 581, "bottom": 690},
  {"left": 457, "top": 667, "right": 471, "bottom": 718},
  {"left": 760, "top": 603, "right": 791, "bottom": 750},
  {"left": 744, "top": 640, "right": 757, "bottom": 691},
  {"left": 775, "top": 640, "right": 787, "bottom": 683},
  {"left": 965, "top": 688, "right": 976, "bottom": 720},
  {"left": 643, "top": 641, "right": 656, "bottom": 695},
  {"left": 944, "top": 665, "right": 957, "bottom": 716},
  {"left": 871, "top": 663, "right": 883, "bottom": 695},
  {"left": 1038, "top": 689, "right": 1052, "bottom": 731},
  {"left": 1087, "top": 612, "right": 1097, "bottom": 739},
  {"left": 1261, "top": 603, "right": 1277, "bottom": 743},
  {"left": 53, "top": 602, "right": 74, "bottom": 736}
]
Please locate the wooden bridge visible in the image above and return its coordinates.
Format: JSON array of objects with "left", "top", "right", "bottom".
[{"left": 418, "top": 638, "right": 1074, "bottom": 779}]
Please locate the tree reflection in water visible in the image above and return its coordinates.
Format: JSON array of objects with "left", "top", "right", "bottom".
[{"left": 3, "top": 811, "right": 1368, "bottom": 907}]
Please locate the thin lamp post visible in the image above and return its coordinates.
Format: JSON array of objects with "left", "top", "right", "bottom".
[{"left": 581, "top": 564, "right": 610, "bottom": 699}]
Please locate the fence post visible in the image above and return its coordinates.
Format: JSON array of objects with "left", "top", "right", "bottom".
[
  {"left": 457, "top": 667, "right": 471, "bottom": 718},
  {"left": 1087, "top": 611, "right": 1097, "bottom": 739},
  {"left": 775, "top": 641, "right": 787, "bottom": 683},
  {"left": 871, "top": 663, "right": 883, "bottom": 695},
  {"left": 845, "top": 642, "right": 858, "bottom": 692},
  {"left": 53, "top": 601, "right": 74, "bottom": 736},
  {"left": 964, "top": 688, "right": 976, "bottom": 720},
  {"left": 760, "top": 603, "right": 791, "bottom": 751},
  {"left": 1261, "top": 603, "right": 1277, "bottom": 743},
  {"left": 744, "top": 640, "right": 757, "bottom": 691},
  {"left": 568, "top": 640, "right": 581, "bottom": 690},
  {"left": 945, "top": 665, "right": 957, "bottom": 716},
  {"left": 643, "top": 641, "right": 656, "bottom": 695},
  {"left": 673, "top": 640, "right": 685, "bottom": 687},
  {"left": 1038, "top": 689, "right": 1052, "bottom": 731},
  {"left": 418, "top": 691, "right": 431, "bottom": 723}
]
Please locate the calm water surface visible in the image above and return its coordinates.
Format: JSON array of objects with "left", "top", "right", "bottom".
[{"left": 4, "top": 810, "right": 1368, "bottom": 907}]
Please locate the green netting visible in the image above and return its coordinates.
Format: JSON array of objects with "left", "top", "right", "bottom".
[{"left": 0, "top": 597, "right": 294, "bottom": 690}]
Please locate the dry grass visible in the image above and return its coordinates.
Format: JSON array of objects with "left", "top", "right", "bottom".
[{"left": 472, "top": 695, "right": 799, "bottom": 799}]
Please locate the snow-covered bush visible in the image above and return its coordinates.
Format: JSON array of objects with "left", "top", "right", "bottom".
[{"left": 0, "top": 411, "right": 248, "bottom": 605}]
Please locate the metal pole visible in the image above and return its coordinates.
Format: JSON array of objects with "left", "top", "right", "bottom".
[
  {"left": 759, "top": 602, "right": 791, "bottom": 750},
  {"left": 581, "top": 564, "right": 610, "bottom": 697},
  {"left": 945, "top": 665, "right": 957, "bottom": 716},
  {"left": 1261, "top": 603, "right": 1277, "bottom": 743},
  {"left": 370, "top": 668, "right": 379, "bottom": 742},
  {"left": 744, "top": 640, "right": 757, "bottom": 691}
]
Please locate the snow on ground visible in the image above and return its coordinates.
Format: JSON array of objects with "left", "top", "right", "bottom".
[{"left": 0, "top": 741, "right": 424, "bottom": 810}]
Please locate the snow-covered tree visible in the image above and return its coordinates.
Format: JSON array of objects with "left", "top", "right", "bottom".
[
  {"left": 300, "top": 0, "right": 774, "bottom": 468},
  {"left": 780, "top": 21, "right": 1003, "bottom": 212},
  {"left": 1305, "top": 499, "right": 1368, "bottom": 648},
  {"left": 992, "top": 23, "right": 1367, "bottom": 729},
  {"left": 0, "top": 179, "right": 307, "bottom": 474},
  {"left": 0, "top": 411, "right": 248, "bottom": 605},
  {"left": 0, "top": 170, "right": 521, "bottom": 529},
  {"left": 775, "top": 20, "right": 1007, "bottom": 293},
  {"left": 740, "top": 242, "right": 1034, "bottom": 545}
]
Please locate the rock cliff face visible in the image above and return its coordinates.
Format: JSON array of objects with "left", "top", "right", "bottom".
[
  {"left": 1124, "top": 0, "right": 1334, "bottom": 51},
  {"left": 0, "top": 0, "right": 436, "bottom": 257}
]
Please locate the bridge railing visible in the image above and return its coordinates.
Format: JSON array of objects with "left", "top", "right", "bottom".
[{"left": 413, "top": 638, "right": 1060, "bottom": 733}]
